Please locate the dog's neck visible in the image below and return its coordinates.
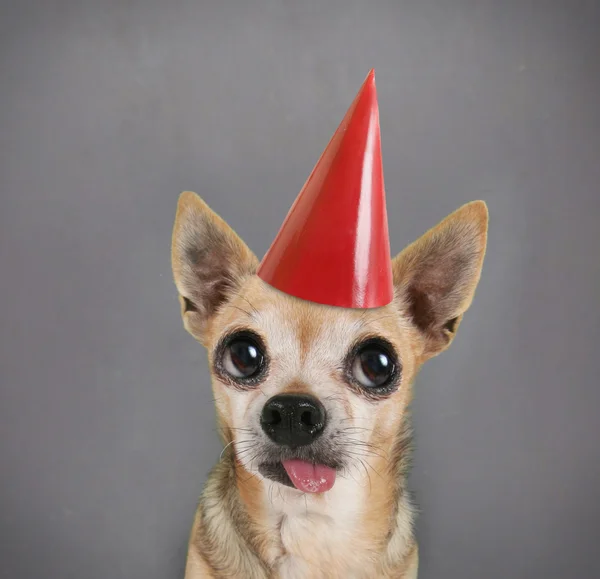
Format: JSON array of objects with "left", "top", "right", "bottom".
[{"left": 202, "top": 423, "right": 415, "bottom": 579}]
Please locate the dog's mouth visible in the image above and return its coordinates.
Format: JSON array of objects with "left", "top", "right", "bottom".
[{"left": 258, "top": 459, "right": 337, "bottom": 493}]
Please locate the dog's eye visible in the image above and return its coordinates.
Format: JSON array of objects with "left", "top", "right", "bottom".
[
  {"left": 351, "top": 344, "right": 395, "bottom": 388},
  {"left": 223, "top": 338, "right": 264, "bottom": 379}
]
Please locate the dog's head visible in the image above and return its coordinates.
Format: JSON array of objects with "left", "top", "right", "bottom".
[{"left": 171, "top": 191, "right": 487, "bottom": 494}]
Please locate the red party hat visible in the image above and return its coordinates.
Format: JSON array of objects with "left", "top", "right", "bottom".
[{"left": 257, "top": 70, "right": 393, "bottom": 309}]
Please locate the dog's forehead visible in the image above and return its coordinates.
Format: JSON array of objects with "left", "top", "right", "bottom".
[
  {"left": 218, "top": 277, "right": 406, "bottom": 361},
  {"left": 248, "top": 281, "right": 361, "bottom": 354}
]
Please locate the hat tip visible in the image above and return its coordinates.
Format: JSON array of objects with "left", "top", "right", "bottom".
[{"left": 362, "top": 69, "right": 376, "bottom": 92}]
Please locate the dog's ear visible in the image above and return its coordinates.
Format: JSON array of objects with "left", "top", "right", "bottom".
[
  {"left": 393, "top": 201, "right": 488, "bottom": 359},
  {"left": 171, "top": 191, "right": 258, "bottom": 344}
]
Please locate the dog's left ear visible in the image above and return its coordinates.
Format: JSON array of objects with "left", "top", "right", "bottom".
[
  {"left": 393, "top": 200, "right": 488, "bottom": 359},
  {"left": 171, "top": 191, "right": 258, "bottom": 344}
]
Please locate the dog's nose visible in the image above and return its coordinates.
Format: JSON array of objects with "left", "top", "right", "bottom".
[{"left": 260, "top": 394, "right": 326, "bottom": 447}]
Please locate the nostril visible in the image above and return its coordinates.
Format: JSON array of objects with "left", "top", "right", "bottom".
[
  {"left": 300, "top": 410, "right": 316, "bottom": 427},
  {"left": 263, "top": 407, "right": 282, "bottom": 426}
]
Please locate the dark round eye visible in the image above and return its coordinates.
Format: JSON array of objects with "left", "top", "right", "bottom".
[
  {"left": 222, "top": 338, "right": 264, "bottom": 379},
  {"left": 351, "top": 344, "right": 396, "bottom": 388}
]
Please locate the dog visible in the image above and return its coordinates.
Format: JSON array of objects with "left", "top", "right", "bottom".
[{"left": 170, "top": 190, "right": 488, "bottom": 578}]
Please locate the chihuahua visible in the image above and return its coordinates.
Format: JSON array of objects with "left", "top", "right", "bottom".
[{"left": 171, "top": 191, "right": 488, "bottom": 578}]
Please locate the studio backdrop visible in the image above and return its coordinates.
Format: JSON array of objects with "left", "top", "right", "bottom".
[{"left": 1, "top": 1, "right": 599, "bottom": 578}]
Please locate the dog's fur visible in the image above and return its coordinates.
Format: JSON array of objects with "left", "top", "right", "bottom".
[{"left": 171, "top": 191, "right": 488, "bottom": 578}]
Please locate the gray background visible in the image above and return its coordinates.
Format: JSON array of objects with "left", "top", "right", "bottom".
[{"left": 1, "top": 0, "right": 599, "bottom": 577}]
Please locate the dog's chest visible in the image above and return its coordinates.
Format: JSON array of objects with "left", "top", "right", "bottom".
[
  {"left": 275, "top": 513, "right": 366, "bottom": 579},
  {"left": 265, "top": 485, "right": 374, "bottom": 579}
]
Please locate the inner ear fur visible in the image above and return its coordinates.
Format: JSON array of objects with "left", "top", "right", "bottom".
[
  {"left": 171, "top": 191, "right": 258, "bottom": 343},
  {"left": 392, "top": 200, "right": 488, "bottom": 359}
]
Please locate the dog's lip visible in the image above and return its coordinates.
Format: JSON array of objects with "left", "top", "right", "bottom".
[
  {"left": 258, "top": 462, "right": 294, "bottom": 488},
  {"left": 259, "top": 457, "right": 340, "bottom": 471}
]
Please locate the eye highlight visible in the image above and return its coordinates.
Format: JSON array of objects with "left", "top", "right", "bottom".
[
  {"left": 216, "top": 330, "right": 267, "bottom": 385},
  {"left": 347, "top": 338, "right": 400, "bottom": 392}
]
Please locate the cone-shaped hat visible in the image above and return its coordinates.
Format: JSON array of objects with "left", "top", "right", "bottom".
[{"left": 257, "top": 70, "right": 393, "bottom": 308}]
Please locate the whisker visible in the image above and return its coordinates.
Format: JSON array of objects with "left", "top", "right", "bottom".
[
  {"left": 324, "top": 394, "right": 348, "bottom": 404},
  {"left": 234, "top": 445, "right": 262, "bottom": 460},
  {"left": 342, "top": 435, "right": 389, "bottom": 457},
  {"left": 360, "top": 314, "right": 398, "bottom": 328},
  {"left": 222, "top": 304, "right": 253, "bottom": 318},
  {"left": 219, "top": 440, "right": 236, "bottom": 460},
  {"left": 239, "top": 470, "right": 260, "bottom": 484},
  {"left": 238, "top": 296, "right": 260, "bottom": 316},
  {"left": 268, "top": 482, "right": 276, "bottom": 507},
  {"left": 357, "top": 458, "right": 372, "bottom": 493}
]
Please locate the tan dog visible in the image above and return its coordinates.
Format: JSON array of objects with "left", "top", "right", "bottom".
[{"left": 171, "top": 191, "right": 488, "bottom": 578}]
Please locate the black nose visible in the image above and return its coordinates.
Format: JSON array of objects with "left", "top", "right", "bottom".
[{"left": 260, "top": 394, "right": 326, "bottom": 447}]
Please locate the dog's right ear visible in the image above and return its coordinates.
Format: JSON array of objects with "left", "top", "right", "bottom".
[{"left": 171, "top": 191, "right": 258, "bottom": 344}]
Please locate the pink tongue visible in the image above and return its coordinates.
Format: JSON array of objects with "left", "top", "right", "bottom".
[{"left": 282, "top": 459, "right": 337, "bottom": 493}]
